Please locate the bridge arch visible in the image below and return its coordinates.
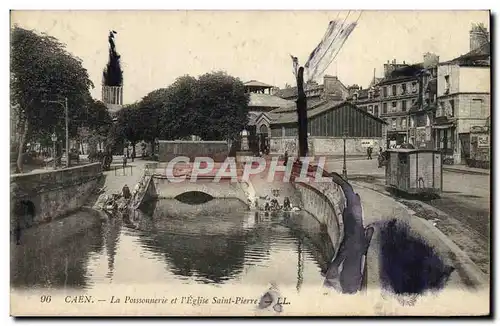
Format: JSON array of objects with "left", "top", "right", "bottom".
[{"left": 174, "top": 191, "right": 215, "bottom": 205}]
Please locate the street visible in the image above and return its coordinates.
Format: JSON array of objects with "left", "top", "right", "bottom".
[{"left": 324, "top": 158, "right": 491, "bottom": 275}]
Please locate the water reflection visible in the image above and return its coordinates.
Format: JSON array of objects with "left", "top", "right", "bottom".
[
  {"left": 10, "top": 213, "right": 105, "bottom": 289},
  {"left": 11, "top": 199, "right": 334, "bottom": 291}
]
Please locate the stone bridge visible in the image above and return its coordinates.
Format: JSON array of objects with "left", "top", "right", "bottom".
[
  {"left": 151, "top": 176, "right": 251, "bottom": 206},
  {"left": 10, "top": 163, "right": 103, "bottom": 229}
]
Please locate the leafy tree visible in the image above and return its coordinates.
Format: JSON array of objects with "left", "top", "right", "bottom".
[
  {"left": 113, "top": 103, "right": 142, "bottom": 158},
  {"left": 193, "top": 72, "right": 249, "bottom": 141},
  {"left": 77, "top": 99, "right": 113, "bottom": 154},
  {"left": 11, "top": 26, "right": 93, "bottom": 172}
]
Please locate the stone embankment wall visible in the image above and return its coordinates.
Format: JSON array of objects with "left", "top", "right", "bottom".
[
  {"left": 158, "top": 140, "right": 228, "bottom": 162},
  {"left": 294, "top": 177, "right": 346, "bottom": 258},
  {"left": 11, "top": 163, "right": 103, "bottom": 228}
]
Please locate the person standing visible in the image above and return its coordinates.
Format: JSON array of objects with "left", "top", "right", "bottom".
[
  {"left": 122, "top": 153, "right": 127, "bottom": 173},
  {"left": 283, "top": 151, "right": 289, "bottom": 166}
]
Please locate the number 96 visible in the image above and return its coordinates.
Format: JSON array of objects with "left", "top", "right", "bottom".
[{"left": 40, "top": 295, "right": 52, "bottom": 303}]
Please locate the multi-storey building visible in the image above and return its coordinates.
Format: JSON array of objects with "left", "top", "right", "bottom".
[
  {"left": 274, "top": 75, "right": 350, "bottom": 103},
  {"left": 377, "top": 59, "right": 421, "bottom": 148},
  {"left": 408, "top": 53, "right": 440, "bottom": 149},
  {"left": 435, "top": 23, "right": 490, "bottom": 165},
  {"left": 346, "top": 76, "right": 383, "bottom": 117}
]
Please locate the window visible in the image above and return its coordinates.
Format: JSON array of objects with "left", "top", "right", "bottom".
[
  {"left": 391, "top": 118, "right": 397, "bottom": 130},
  {"left": 392, "top": 85, "right": 397, "bottom": 96},
  {"left": 382, "top": 102, "right": 388, "bottom": 114},
  {"left": 374, "top": 105, "right": 379, "bottom": 116},
  {"left": 368, "top": 105, "right": 373, "bottom": 114},
  {"left": 410, "top": 117, "right": 415, "bottom": 128},
  {"left": 444, "top": 75, "right": 450, "bottom": 93},
  {"left": 391, "top": 101, "right": 397, "bottom": 112},
  {"left": 401, "top": 100, "right": 407, "bottom": 112},
  {"left": 411, "top": 81, "right": 418, "bottom": 93},
  {"left": 368, "top": 91, "right": 373, "bottom": 99},
  {"left": 401, "top": 117, "right": 407, "bottom": 129},
  {"left": 401, "top": 83, "right": 407, "bottom": 94},
  {"left": 449, "top": 99, "right": 455, "bottom": 117},
  {"left": 471, "top": 99, "right": 483, "bottom": 117},
  {"left": 383, "top": 87, "right": 388, "bottom": 97}
]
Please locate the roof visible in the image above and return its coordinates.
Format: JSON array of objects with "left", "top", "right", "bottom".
[
  {"left": 442, "top": 42, "right": 490, "bottom": 66},
  {"left": 377, "top": 64, "right": 424, "bottom": 86},
  {"left": 269, "top": 98, "right": 326, "bottom": 113},
  {"left": 248, "top": 93, "right": 293, "bottom": 108},
  {"left": 269, "top": 101, "right": 388, "bottom": 125},
  {"left": 244, "top": 80, "right": 274, "bottom": 88}
]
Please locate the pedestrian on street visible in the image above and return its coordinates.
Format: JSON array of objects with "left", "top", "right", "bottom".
[
  {"left": 367, "top": 146, "right": 373, "bottom": 160},
  {"left": 284, "top": 151, "right": 289, "bottom": 166},
  {"left": 122, "top": 153, "right": 127, "bottom": 173}
]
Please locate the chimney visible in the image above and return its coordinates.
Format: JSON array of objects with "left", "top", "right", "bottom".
[
  {"left": 423, "top": 52, "right": 440, "bottom": 68},
  {"left": 324, "top": 75, "right": 340, "bottom": 97},
  {"left": 470, "top": 23, "right": 489, "bottom": 52}
]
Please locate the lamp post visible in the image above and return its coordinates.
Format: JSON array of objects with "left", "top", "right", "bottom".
[
  {"left": 42, "top": 97, "right": 69, "bottom": 168},
  {"left": 342, "top": 130, "right": 348, "bottom": 180},
  {"left": 51, "top": 132, "right": 57, "bottom": 169},
  {"left": 240, "top": 129, "right": 249, "bottom": 151}
]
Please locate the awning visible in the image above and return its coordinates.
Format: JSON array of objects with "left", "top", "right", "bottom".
[{"left": 433, "top": 124, "right": 454, "bottom": 129}]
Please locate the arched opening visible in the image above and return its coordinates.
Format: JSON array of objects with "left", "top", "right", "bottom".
[
  {"left": 258, "top": 124, "right": 269, "bottom": 154},
  {"left": 13, "top": 200, "right": 36, "bottom": 229},
  {"left": 175, "top": 191, "right": 214, "bottom": 205}
]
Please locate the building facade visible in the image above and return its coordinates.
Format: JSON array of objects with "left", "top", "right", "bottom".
[
  {"left": 346, "top": 76, "right": 383, "bottom": 117},
  {"left": 274, "top": 75, "right": 349, "bottom": 102},
  {"left": 268, "top": 101, "right": 387, "bottom": 156},
  {"left": 407, "top": 53, "right": 440, "bottom": 150},
  {"left": 435, "top": 23, "right": 490, "bottom": 164},
  {"left": 243, "top": 80, "right": 294, "bottom": 153},
  {"left": 377, "top": 60, "right": 421, "bottom": 148}
]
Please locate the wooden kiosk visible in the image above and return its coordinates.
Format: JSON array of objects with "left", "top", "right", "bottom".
[{"left": 385, "top": 149, "right": 443, "bottom": 196}]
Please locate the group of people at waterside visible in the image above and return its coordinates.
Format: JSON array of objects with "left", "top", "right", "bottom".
[
  {"left": 93, "top": 177, "right": 149, "bottom": 217},
  {"left": 253, "top": 191, "right": 301, "bottom": 217}
]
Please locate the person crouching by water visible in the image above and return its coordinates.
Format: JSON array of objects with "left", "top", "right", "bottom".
[
  {"left": 122, "top": 184, "right": 131, "bottom": 200},
  {"left": 283, "top": 197, "right": 291, "bottom": 211}
]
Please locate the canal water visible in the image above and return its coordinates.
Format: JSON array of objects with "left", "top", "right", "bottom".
[{"left": 11, "top": 199, "right": 333, "bottom": 293}]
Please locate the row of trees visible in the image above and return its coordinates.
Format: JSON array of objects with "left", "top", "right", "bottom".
[
  {"left": 11, "top": 26, "right": 114, "bottom": 172},
  {"left": 113, "top": 72, "right": 251, "bottom": 157},
  {"left": 11, "top": 26, "right": 251, "bottom": 172}
]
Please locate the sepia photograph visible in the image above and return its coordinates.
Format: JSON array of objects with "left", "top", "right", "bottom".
[{"left": 9, "top": 9, "right": 491, "bottom": 316}]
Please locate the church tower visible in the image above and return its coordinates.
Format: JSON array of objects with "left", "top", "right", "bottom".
[{"left": 102, "top": 30, "right": 123, "bottom": 115}]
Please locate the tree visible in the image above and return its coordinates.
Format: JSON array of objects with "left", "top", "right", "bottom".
[
  {"left": 77, "top": 99, "right": 113, "bottom": 154},
  {"left": 193, "top": 72, "right": 249, "bottom": 141},
  {"left": 113, "top": 104, "right": 142, "bottom": 158},
  {"left": 11, "top": 26, "right": 93, "bottom": 172},
  {"left": 135, "top": 72, "right": 249, "bottom": 150}
]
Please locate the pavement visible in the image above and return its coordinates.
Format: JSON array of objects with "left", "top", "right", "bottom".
[
  {"left": 442, "top": 164, "right": 490, "bottom": 175},
  {"left": 100, "top": 159, "right": 155, "bottom": 196},
  {"left": 323, "top": 158, "right": 490, "bottom": 280}
]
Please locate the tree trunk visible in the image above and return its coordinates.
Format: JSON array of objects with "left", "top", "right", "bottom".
[
  {"left": 150, "top": 140, "right": 155, "bottom": 156},
  {"left": 296, "top": 67, "right": 308, "bottom": 158},
  {"left": 15, "top": 118, "right": 29, "bottom": 173}
]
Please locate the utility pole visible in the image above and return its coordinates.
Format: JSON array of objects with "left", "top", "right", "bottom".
[
  {"left": 65, "top": 96, "right": 69, "bottom": 168},
  {"left": 342, "top": 130, "right": 348, "bottom": 180},
  {"left": 42, "top": 96, "right": 70, "bottom": 168}
]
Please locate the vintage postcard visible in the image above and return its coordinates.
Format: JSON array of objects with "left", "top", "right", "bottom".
[{"left": 9, "top": 10, "right": 491, "bottom": 316}]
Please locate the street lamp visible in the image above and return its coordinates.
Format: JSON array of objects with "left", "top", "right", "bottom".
[
  {"left": 42, "top": 97, "right": 69, "bottom": 168},
  {"left": 342, "top": 130, "right": 348, "bottom": 180},
  {"left": 51, "top": 132, "right": 57, "bottom": 169}
]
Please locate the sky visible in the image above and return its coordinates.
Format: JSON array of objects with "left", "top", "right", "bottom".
[{"left": 11, "top": 10, "right": 490, "bottom": 104}]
